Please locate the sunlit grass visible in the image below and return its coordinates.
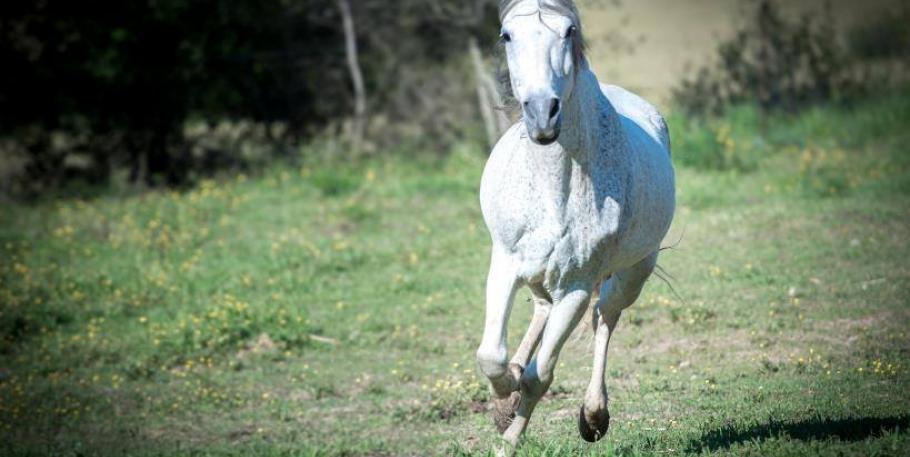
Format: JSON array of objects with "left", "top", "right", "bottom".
[{"left": 1, "top": 93, "right": 909, "bottom": 456}]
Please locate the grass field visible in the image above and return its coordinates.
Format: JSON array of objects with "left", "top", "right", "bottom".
[{"left": 2, "top": 91, "right": 910, "bottom": 456}]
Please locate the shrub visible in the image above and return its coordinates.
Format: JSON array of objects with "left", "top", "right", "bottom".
[
  {"left": 667, "top": 105, "right": 765, "bottom": 172},
  {"left": 673, "top": 0, "right": 864, "bottom": 116},
  {"left": 847, "top": 7, "right": 910, "bottom": 60}
]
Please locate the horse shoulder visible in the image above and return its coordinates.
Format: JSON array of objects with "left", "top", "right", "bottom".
[{"left": 480, "top": 124, "right": 533, "bottom": 248}]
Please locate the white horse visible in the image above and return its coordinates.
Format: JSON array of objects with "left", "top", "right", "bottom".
[{"left": 476, "top": 0, "right": 675, "bottom": 452}]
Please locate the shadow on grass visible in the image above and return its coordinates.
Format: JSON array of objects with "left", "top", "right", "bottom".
[{"left": 687, "top": 415, "right": 910, "bottom": 452}]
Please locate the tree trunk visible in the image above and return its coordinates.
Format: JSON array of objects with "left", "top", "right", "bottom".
[{"left": 338, "top": 0, "right": 367, "bottom": 154}]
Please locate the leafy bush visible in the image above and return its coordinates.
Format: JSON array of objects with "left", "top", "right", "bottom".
[
  {"left": 668, "top": 105, "right": 765, "bottom": 172},
  {"left": 673, "top": 0, "right": 865, "bottom": 116},
  {"left": 847, "top": 7, "right": 910, "bottom": 60},
  {"left": 0, "top": 1, "right": 499, "bottom": 194},
  {"left": 308, "top": 167, "right": 362, "bottom": 197}
]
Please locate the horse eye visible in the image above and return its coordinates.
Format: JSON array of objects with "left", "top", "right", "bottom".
[
  {"left": 500, "top": 31, "right": 512, "bottom": 43},
  {"left": 565, "top": 26, "right": 576, "bottom": 39}
]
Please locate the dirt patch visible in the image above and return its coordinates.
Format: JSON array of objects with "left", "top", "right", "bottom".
[{"left": 236, "top": 333, "right": 278, "bottom": 359}]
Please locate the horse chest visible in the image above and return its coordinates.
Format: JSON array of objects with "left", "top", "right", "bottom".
[{"left": 495, "top": 188, "right": 623, "bottom": 288}]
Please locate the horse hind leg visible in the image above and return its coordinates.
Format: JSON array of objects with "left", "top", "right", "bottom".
[{"left": 579, "top": 252, "right": 657, "bottom": 442}]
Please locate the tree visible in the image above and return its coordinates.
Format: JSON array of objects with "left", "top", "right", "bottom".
[
  {"left": 337, "top": 0, "right": 367, "bottom": 154},
  {"left": 0, "top": 0, "right": 501, "bottom": 192}
]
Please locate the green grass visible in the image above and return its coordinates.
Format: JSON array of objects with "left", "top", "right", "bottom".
[{"left": 1, "top": 92, "right": 909, "bottom": 456}]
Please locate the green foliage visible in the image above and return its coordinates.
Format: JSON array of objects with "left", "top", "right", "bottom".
[
  {"left": 670, "top": 88, "right": 910, "bottom": 174},
  {"left": 307, "top": 167, "right": 362, "bottom": 197},
  {"left": 0, "top": 1, "right": 499, "bottom": 191},
  {"left": 673, "top": 0, "right": 867, "bottom": 116},
  {"left": 847, "top": 6, "right": 910, "bottom": 59},
  {"left": 668, "top": 105, "right": 764, "bottom": 172}
]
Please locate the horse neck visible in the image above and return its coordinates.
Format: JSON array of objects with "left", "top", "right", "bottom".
[
  {"left": 561, "top": 67, "right": 614, "bottom": 155},
  {"left": 527, "top": 66, "right": 619, "bottom": 216}
]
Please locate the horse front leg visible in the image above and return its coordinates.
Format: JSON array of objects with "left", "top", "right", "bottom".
[
  {"left": 476, "top": 249, "right": 521, "bottom": 432},
  {"left": 500, "top": 285, "right": 591, "bottom": 454}
]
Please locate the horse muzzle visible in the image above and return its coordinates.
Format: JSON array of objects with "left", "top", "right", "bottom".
[{"left": 523, "top": 96, "right": 562, "bottom": 145}]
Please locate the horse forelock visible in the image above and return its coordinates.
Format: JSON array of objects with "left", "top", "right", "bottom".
[
  {"left": 499, "top": 0, "right": 578, "bottom": 21},
  {"left": 498, "top": 0, "right": 587, "bottom": 65}
]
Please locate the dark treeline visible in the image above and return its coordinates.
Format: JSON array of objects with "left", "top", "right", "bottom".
[
  {"left": 6, "top": 0, "right": 905, "bottom": 195},
  {"left": 0, "top": 0, "right": 500, "bottom": 192}
]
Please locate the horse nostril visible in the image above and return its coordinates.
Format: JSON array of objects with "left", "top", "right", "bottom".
[{"left": 549, "top": 99, "right": 561, "bottom": 120}]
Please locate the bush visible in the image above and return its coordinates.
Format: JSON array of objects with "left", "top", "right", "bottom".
[
  {"left": 668, "top": 105, "right": 765, "bottom": 172},
  {"left": 847, "top": 7, "right": 910, "bottom": 60},
  {"left": 0, "top": 1, "right": 500, "bottom": 195},
  {"left": 673, "top": 0, "right": 865, "bottom": 116}
]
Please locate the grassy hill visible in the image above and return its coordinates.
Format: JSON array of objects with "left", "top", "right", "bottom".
[{"left": 1, "top": 92, "right": 909, "bottom": 456}]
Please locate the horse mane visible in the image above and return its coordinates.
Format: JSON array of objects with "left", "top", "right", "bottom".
[{"left": 496, "top": 0, "right": 587, "bottom": 108}]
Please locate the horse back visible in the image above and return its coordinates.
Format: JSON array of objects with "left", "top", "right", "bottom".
[
  {"left": 600, "top": 84, "right": 671, "bottom": 154},
  {"left": 598, "top": 84, "right": 676, "bottom": 269}
]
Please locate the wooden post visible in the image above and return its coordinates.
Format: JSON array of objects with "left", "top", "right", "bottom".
[
  {"left": 338, "top": 0, "right": 366, "bottom": 154},
  {"left": 469, "top": 37, "right": 512, "bottom": 150}
]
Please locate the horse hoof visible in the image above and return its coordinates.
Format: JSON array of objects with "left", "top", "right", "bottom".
[
  {"left": 578, "top": 405, "right": 610, "bottom": 442},
  {"left": 492, "top": 391, "right": 521, "bottom": 433},
  {"left": 508, "top": 363, "right": 524, "bottom": 381}
]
